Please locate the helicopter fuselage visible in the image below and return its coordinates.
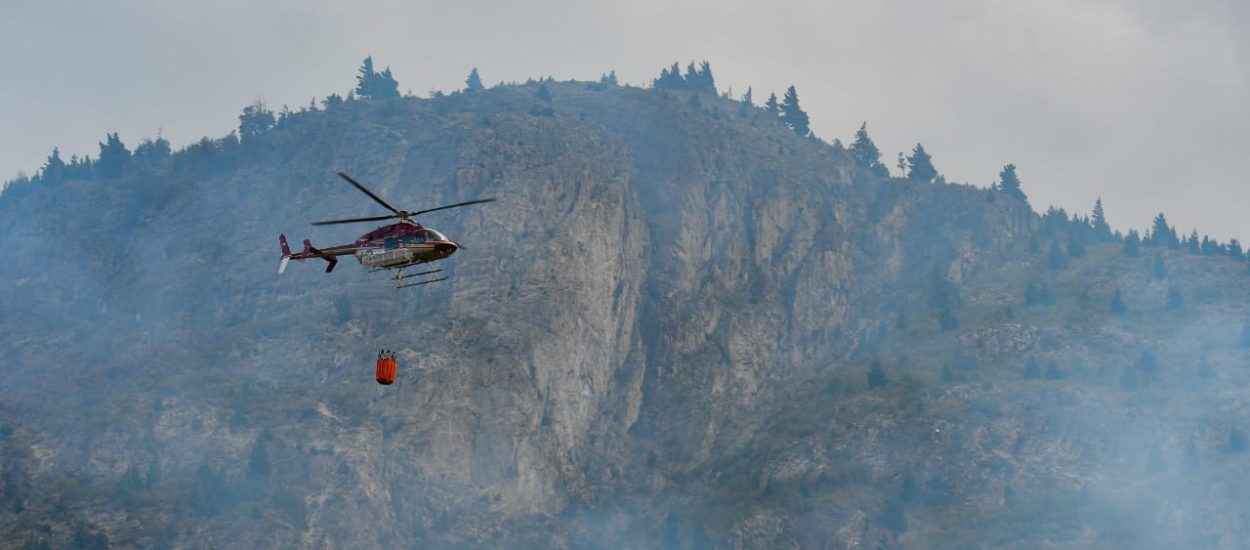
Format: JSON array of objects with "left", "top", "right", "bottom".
[{"left": 280, "top": 221, "right": 457, "bottom": 273}]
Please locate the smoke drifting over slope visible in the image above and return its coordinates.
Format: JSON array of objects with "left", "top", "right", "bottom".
[{"left": 1, "top": 79, "right": 1248, "bottom": 548}]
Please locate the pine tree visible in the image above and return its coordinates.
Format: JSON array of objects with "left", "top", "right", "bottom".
[
  {"left": 906, "top": 143, "right": 937, "bottom": 182},
  {"left": 238, "top": 100, "right": 275, "bottom": 142},
  {"left": 66, "top": 154, "right": 92, "bottom": 181},
  {"left": 1187, "top": 230, "right": 1201, "bottom": 254},
  {"left": 375, "top": 68, "right": 400, "bottom": 98},
  {"left": 765, "top": 93, "right": 780, "bottom": 116},
  {"left": 600, "top": 70, "right": 618, "bottom": 87},
  {"left": 687, "top": 61, "right": 717, "bottom": 96},
  {"left": 1123, "top": 230, "right": 1141, "bottom": 258},
  {"left": 133, "top": 137, "right": 171, "bottom": 169},
  {"left": 96, "top": 133, "right": 131, "bottom": 179},
  {"left": 850, "top": 122, "right": 889, "bottom": 177},
  {"left": 322, "top": 93, "right": 344, "bottom": 109},
  {"left": 1148, "top": 213, "right": 1178, "bottom": 248},
  {"left": 739, "top": 87, "right": 754, "bottom": 116},
  {"left": 683, "top": 62, "right": 700, "bottom": 91},
  {"left": 1091, "top": 198, "right": 1111, "bottom": 236},
  {"left": 653, "top": 62, "right": 684, "bottom": 91},
  {"left": 1041, "top": 206, "right": 1069, "bottom": 237},
  {"left": 352, "top": 58, "right": 400, "bottom": 99},
  {"left": 779, "top": 85, "right": 810, "bottom": 136},
  {"left": 465, "top": 68, "right": 485, "bottom": 92},
  {"left": 355, "top": 56, "right": 377, "bottom": 98},
  {"left": 1228, "top": 239, "right": 1244, "bottom": 260},
  {"left": 41, "top": 148, "right": 66, "bottom": 184},
  {"left": 1204, "top": 235, "right": 1224, "bottom": 255},
  {"left": 998, "top": 164, "right": 1025, "bottom": 200}
]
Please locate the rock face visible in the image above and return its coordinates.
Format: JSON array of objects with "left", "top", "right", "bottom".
[{"left": 1, "top": 82, "right": 1249, "bottom": 548}]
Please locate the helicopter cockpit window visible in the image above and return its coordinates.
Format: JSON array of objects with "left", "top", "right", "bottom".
[
  {"left": 426, "top": 229, "right": 447, "bottom": 242},
  {"left": 384, "top": 237, "right": 398, "bottom": 250}
]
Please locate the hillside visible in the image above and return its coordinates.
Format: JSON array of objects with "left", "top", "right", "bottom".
[{"left": 1, "top": 77, "right": 1249, "bottom": 549}]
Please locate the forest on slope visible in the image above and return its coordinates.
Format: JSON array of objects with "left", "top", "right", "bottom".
[{"left": 1, "top": 60, "right": 1249, "bottom": 548}]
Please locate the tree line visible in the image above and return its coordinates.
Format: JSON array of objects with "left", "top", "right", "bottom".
[{"left": 6, "top": 57, "right": 1248, "bottom": 270}]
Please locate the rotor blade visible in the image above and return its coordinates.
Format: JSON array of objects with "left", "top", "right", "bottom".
[
  {"left": 311, "top": 214, "right": 399, "bottom": 226},
  {"left": 412, "top": 198, "right": 497, "bottom": 217},
  {"left": 337, "top": 172, "right": 402, "bottom": 215}
]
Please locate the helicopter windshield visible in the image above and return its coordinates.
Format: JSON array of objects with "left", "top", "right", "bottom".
[{"left": 425, "top": 229, "right": 448, "bottom": 242}]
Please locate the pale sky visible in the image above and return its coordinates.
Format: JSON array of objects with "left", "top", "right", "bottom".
[{"left": 3, "top": 0, "right": 1246, "bottom": 241}]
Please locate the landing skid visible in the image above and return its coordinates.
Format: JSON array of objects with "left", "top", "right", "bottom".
[
  {"left": 397, "top": 276, "right": 449, "bottom": 289},
  {"left": 391, "top": 265, "right": 447, "bottom": 289}
]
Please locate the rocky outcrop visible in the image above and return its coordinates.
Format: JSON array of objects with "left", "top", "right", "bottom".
[{"left": 1, "top": 82, "right": 1247, "bottom": 549}]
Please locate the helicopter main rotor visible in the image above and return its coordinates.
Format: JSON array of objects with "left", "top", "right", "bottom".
[{"left": 311, "top": 172, "right": 496, "bottom": 226}]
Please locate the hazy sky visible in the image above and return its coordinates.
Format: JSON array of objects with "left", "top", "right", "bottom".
[{"left": 3, "top": 0, "right": 1246, "bottom": 241}]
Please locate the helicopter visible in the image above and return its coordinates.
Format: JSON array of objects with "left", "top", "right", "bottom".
[{"left": 279, "top": 172, "right": 495, "bottom": 288}]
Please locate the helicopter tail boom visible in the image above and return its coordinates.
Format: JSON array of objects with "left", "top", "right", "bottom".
[{"left": 277, "top": 233, "right": 337, "bottom": 273}]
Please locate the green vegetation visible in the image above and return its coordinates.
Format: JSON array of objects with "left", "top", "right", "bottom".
[
  {"left": 463, "top": 67, "right": 484, "bottom": 93},
  {"left": 652, "top": 60, "right": 717, "bottom": 96},
  {"left": 355, "top": 56, "right": 401, "bottom": 99},
  {"left": 906, "top": 143, "right": 936, "bottom": 182},
  {"left": 779, "top": 85, "right": 810, "bottom": 137},
  {"left": 849, "top": 122, "right": 889, "bottom": 177},
  {"left": 998, "top": 163, "right": 1025, "bottom": 201}
]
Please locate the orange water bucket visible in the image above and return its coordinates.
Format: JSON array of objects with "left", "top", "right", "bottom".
[{"left": 376, "top": 357, "right": 397, "bottom": 385}]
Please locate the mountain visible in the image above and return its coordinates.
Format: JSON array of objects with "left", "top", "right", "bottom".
[{"left": 2, "top": 76, "right": 1249, "bottom": 549}]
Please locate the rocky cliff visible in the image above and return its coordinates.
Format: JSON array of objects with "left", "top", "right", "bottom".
[{"left": 1, "top": 80, "right": 1248, "bottom": 548}]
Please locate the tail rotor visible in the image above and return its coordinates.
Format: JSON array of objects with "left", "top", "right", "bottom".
[{"left": 279, "top": 234, "right": 292, "bottom": 274}]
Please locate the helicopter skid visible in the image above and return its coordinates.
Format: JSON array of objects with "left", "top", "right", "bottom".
[
  {"left": 397, "top": 276, "right": 449, "bottom": 289},
  {"left": 389, "top": 266, "right": 447, "bottom": 289}
]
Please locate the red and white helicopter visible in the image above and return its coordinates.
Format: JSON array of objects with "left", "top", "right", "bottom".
[{"left": 279, "top": 172, "right": 494, "bottom": 288}]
